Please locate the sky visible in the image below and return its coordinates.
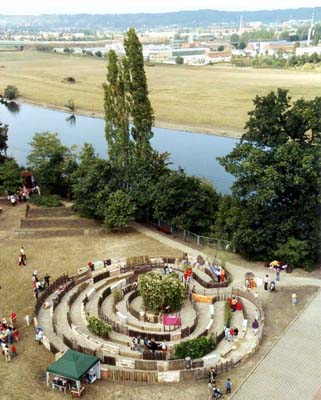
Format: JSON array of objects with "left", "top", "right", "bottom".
[{"left": 2, "top": 0, "right": 321, "bottom": 15}]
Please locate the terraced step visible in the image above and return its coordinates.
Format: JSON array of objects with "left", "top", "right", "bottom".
[
  {"left": 15, "top": 229, "right": 85, "bottom": 238},
  {"left": 20, "top": 217, "right": 100, "bottom": 229}
]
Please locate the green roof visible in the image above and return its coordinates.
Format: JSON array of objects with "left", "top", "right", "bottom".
[{"left": 47, "top": 349, "right": 99, "bottom": 381}]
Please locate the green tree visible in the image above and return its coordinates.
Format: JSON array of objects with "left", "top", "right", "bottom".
[
  {"left": 123, "top": 28, "right": 154, "bottom": 159},
  {"left": 4, "top": 85, "right": 19, "bottom": 100},
  {"left": 95, "top": 50, "right": 103, "bottom": 57},
  {"left": 65, "top": 99, "right": 76, "bottom": 114},
  {"left": 27, "top": 132, "right": 78, "bottom": 196},
  {"left": 175, "top": 56, "right": 184, "bottom": 64},
  {"left": 103, "top": 50, "right": 131, "bottom": 169},
  {"left": 138, "top": 271, "right": 185, "bottom": 313},
  {"left": 230, "top": 33, "right": 240, "bottom": 46},
  {"left": 217, "top": 45, "right": 225, "bottom": 51},
  {"left": 219, "top": 90, "right": 321, "bottom": 266},
  {"left": 104, "top": 189, "right": 136, "bottom": 229},
  {"left": 0, "top": 158, "right": 22, "bottom": 194},
  {"left": 72, "top": 144, "right": 115, "bottom": 218},
  {"left": 274, "top": 238, "right": 310, "bottom": 270},
  {"left": 153, "top": 172, "right": 219, "bottom": 234},
  {"left": 0, "top": 122, "right": 8, "bottom": 159}
]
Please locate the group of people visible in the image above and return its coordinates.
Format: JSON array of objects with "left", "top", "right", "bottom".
[
  {"left": 0, "top": 311, "right": 19, "bottom": 362},
  {"left": 131, "top": 336, "right": 167, "bottom": 354},
  {"left": 208, "top": 368, "right": 232, "bottom": 399},
  {"left": 32, "top": 269, "right": 50, "bottom": 300},
  {"left": 209, "top": 264, "right": 225, "bottom": 283},
  {"left": 224, "top": 326, "right": 239, "bottom": 342},
  {"left": 263, "top": 274, "right": 276, "bottom": 292}
]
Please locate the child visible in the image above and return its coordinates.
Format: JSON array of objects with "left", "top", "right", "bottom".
[
  {"left": 226, "top": 378, "right": 232, "bottom": 394},
  {"left": 11, "top": 344, "right": 17, "bottom": 357}
]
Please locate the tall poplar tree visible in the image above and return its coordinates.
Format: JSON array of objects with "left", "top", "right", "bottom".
[
  {"left": 123, "top": 28, "right": 154, "bottom": 159},
  {"left": 103, "top": 50, "right": 130, "bottom": 168}
]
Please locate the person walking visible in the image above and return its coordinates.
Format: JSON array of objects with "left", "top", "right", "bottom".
[
  {"left": 4, "top": 345, "right": 11, "bottom": 362},
  {"left": 11, "top": 344, "right": 17, "bottom": 358},
  {"left": 292, "top": 293, "right": 297, "bottom": 306},
  {"left": 44, "top": 274, "right": 50, "bottom": 288},
  {"left": 254, "top": 309, "right": 259, "bottom": 321},
  {"left": 252, "top": 319, "right": 259, "bottom": 336},
  {"left": 10, "top": 310, "right": 17, "bottom": 325},
  {"left": 137, "top": 336, "right": 141, "bottom": 352},
  {"left": 19, "top": 253, "right": 26, "bottom": 266},
  {"left": 264, "top": 275, "right": 270, "bottom": 291},
  {"left": 226, "top": 378, "right": 232, "bottom": 394},
  {"left": 24, "top": 314, "right": 30, "bottom": 327},
  {"left": 276, "top": 267, "right": 281, "bottom": 281}
]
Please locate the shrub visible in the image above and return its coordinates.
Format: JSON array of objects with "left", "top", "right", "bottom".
[
  {"left": 4, "top": 85, "right": 19, "bottom": 100},
  {"left": 139, "top": 271, "right": 185, "bottom": 313},
  {"left": 95, "top": 51, "right": 103, "bottom": 57},
  {"left": 224, "top": 301, "right": 232, "bottom": 328},
  {"left": 274, "top": 238, "right": 310, "bottom": 269},
  {"left": 174, "top": 335, "right": 215, "bottom": 359},
  {"left": 64, "top": 76, "right": 76, "bottom": 83},
  {"left": 63, "top": 47, "right": 74, "bottom": 54},
  {"left": 36, "top": 45, "right": 53, "bottom": 52},
  {"left": 113, "top": 288, "right": 124, "bottom": 304},
  {"left": 30, "top": 194, "right": 61, "bottom": 208},
  {"left": 87, "top": 314, "right": 111, "bottom": 339}
]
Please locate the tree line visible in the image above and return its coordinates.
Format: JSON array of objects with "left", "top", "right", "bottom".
[{"left": 1, "top": 29, "right": 320, "bottom": 270}]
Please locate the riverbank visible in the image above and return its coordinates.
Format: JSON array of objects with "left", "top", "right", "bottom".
[{"left": 19, "top": 97, "right": 244, "bottom": 138}]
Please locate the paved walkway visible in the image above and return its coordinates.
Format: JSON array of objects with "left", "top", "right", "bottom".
[{"left": 232, "top": 290, "right": 321, "bottom": 400}]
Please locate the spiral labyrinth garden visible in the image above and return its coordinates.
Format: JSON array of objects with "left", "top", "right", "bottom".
[{"left": 35, "top": 256, "right": 264, "bottom": 383}]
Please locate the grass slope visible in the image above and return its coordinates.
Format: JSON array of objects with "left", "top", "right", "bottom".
[{"left": 0, "top": 50, "right": 321, "bottom": 136}]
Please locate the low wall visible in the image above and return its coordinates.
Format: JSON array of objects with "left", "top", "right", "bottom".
[
  {"left": 27, "top": 207, "right": 74, "bottom": 218},
  {"left": 20, "top": 218, "right": 100, "bottom": 229},
  {"left": 16, "top": 229, "right": 85, "bottom": 238}
]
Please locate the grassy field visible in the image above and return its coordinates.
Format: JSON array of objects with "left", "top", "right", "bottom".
[{"left": 1, "top": 50, "right": 321, "bottom": 136}]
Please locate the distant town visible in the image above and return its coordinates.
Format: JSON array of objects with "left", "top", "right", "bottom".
[{"left": 0, "top": 8, "right": 321, "bottom": 66}]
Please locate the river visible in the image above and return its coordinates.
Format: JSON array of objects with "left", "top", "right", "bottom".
[{"left": 0, "top": 102, "right": 238, "bottom": 193}]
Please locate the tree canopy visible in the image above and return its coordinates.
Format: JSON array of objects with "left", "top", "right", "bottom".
[
  {"left": 27, "top": 132, "right": 78, "bottom": 196},
  {"left": 138, "top": 271, "right": 185, "bottom": 313},
  {"left": 218, "top": 89, "right": 321, "bottom": 267}
]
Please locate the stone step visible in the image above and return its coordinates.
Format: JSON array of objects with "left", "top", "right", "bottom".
[
  {"left": 20, "top": 217, "right": 100, "bottom": 229},
  {"left": 15, "top": 229, "right": 85, "bottom": 238}
]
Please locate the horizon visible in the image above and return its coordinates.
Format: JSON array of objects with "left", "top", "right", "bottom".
[{"left": 1, "top": 0, "right": 320, "bottom": 16}]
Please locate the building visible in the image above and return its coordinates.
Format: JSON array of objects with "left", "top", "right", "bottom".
[{"left": 296, "top": 46, "right": 321, "bottom": 56}]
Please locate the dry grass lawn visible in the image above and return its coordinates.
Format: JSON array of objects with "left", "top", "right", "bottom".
[
  {"left": 0, "top": 50, "right": 321, "bottom": 136},
  {"left": 0, "top": 203, "right": 318, "bottom": 399}
]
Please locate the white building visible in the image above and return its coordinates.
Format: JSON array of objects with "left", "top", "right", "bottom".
[{"left": 296, "top": 46, "right": 321, "bottom": 56}]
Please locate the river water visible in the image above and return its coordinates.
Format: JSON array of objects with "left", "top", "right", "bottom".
[{"left": 0, "top": 103, "right": 238, "bottom": 193}]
